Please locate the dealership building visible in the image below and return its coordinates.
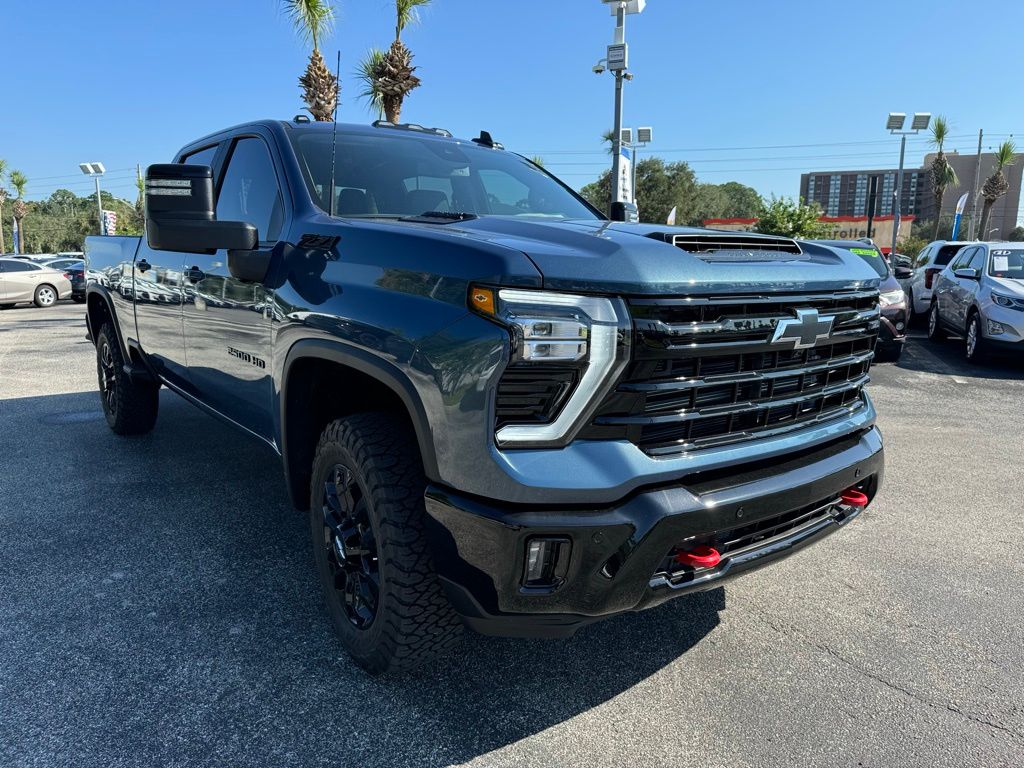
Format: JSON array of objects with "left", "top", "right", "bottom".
[{"left": 703, "top": 216, "right": 913, "bottom": 254}]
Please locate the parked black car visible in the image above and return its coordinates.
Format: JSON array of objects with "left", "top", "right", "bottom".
[
  {"left": 810, "top": 240, "right": 910, "bottom": 361},
  {"left": 62, "top": 261, "right": 85, "bottom": 302}
]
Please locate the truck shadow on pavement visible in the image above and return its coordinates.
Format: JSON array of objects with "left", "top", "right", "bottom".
[{"left": 1, "top": 388, "right": 723, "bottom": 768}]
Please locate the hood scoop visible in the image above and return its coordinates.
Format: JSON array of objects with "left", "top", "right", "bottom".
[{"left": 648, "top": 232, "right": 808, "bottom": 263}]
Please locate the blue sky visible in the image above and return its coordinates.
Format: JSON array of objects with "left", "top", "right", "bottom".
[{"left": 3, "top": 0, "right": 1022, "bottom": 224}]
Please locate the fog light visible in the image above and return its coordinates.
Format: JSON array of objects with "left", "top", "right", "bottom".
[
  {"left": 895, "top": 321, "right": 905, "bottom": 331},
  {"left": 523, "top": 537, "right": 570, "bottom": 589},
  {"left": 988, "top": 320, "right": 1006, "bottom": 336}
]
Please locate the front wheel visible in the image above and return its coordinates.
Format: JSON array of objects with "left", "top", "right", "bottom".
[
  {"left": 927, "top": 302, "right": 947, "bottom": 342},
  {"left": 965, "top": 313, "right": 987, "bottom": 363},
  {"left": 96, "top": 323, "right": 160, "bottom": 435},
  {"left": 310, "top": 413, "right": 462, "bottom": 674},
  {"left": 33, "top": 284, "right": 58, "bottom": 308}
]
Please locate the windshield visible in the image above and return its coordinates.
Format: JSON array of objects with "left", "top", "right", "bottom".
[
  {"left": 988, "top": 248, "right": 1024, "bottom": 279},
  {"left": 288, "top": 130, "right": 600, "bottom": 221}
]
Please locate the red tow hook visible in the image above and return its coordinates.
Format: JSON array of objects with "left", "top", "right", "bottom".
[
  {"left": 674, "top": 545, "right": 721, "bottom": 569},
  {"left": 840, "top": 489, "right": 869, "bottom": 508}
]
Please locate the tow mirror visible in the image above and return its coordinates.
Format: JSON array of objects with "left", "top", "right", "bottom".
[
  {"left": 145, "top": 164, "right": 257, "bottom": 255},
  {"left": 953, "top": 268, "right": 980, "bottom": 280}
]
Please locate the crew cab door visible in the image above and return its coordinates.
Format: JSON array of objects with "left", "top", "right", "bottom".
[
  {"left": 181, "top": 134, "right": 285, "bottom": 439},
  {"left": 134, "top": 144, "right": 221, "bottom": 388}
]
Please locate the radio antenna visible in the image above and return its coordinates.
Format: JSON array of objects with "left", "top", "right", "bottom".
[{"left": 328, "top": 50, "right": 341, "bottom": 217}]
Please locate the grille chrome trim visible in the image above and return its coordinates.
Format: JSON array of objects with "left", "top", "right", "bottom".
[{"left": 582, "top": 290, "right": 879, "bottom": 455}]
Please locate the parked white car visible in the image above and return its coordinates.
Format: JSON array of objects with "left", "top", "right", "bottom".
[
  {"left": 906, "top": 241, "right": 972, "bottom": 318},
  {"left": 0, "top": 257, "right": 73, "bottom": 308}
]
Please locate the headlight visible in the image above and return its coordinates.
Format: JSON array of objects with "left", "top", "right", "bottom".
[
  {"left": 991, "top": 291, "right": 1024, "bottom": 311},
  {"left": 470, "top": 286, "right": 629, "bottom": 447},
  {"left": 879, "top": 289, "right": 906, "bottom": 307}
]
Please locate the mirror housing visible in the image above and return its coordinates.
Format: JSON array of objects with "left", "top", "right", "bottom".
[
  {"left": 610, "top": 201, "right": 639, "bottom": 223},
  {"left": 894, "top": 266, "right": 913, "bottom": 279},
  {"left": 953, "top": 268, "right": 980, "bottom": 280},
  {"left": 228, "top": 248, "right": 273, "bottom": 283},
  {"left": 145, "top": 164, "right": 258, "bottom": 254}
]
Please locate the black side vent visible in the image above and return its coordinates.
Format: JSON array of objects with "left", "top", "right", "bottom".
[
  {"left": 495, "top": 365, "right": 579, "bottom": 429},
  {"left": 649, "top": 233, "right": 803, "bottom": 256}
]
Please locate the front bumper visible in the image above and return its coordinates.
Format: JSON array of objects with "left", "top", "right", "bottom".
[
  {"left": 425, "top": 426, "right": 884, "bottom": 638},
  {"left": 879, "top": 307, "right": 907, "bottom": 347}
]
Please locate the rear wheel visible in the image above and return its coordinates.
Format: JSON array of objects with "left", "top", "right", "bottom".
[
  {"left": 927, "top": 302, "right": 947, "bottom": 342},
  {"left": 33, "top": 284, "right": 58, "bottom": 308},
  {"left": 965, "top": 312, "right": 987, "bottom": 363},
  {"left": 310, "top": 412, "right": 462, "bottom": 674},
  {"left": 96, "top": 323, "right": 160, "bottom": 435}
]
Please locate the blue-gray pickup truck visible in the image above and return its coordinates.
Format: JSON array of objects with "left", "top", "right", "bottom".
[{"left": 85, "top": 119, "right": 884, "bottom": 673}]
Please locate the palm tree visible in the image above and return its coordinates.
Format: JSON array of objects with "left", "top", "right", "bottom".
[
  {"left": 282, "top": 0, "right": 338, "bottom": 121},
  {"left": 979, "top": 140, "right": 1017, "bottom": 237},
  {"left": 356, "top": 48, "right": 387, "bottom": 119},
  {"left": 0, "top": 158, "right": 7, "bottom": 254},
  {"left": 928, "top": 116, "right": 959, "bottom": 240},
  {"left": 360, "top": 0, "right": 430, "bottom": 124},
  {"left": 9, "top": 170, "right": 27, "bottom": 254}
]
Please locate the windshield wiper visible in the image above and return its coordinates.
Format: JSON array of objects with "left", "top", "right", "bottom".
[{"left": 400, "top": 211, "right": 479, "bottom": 224}]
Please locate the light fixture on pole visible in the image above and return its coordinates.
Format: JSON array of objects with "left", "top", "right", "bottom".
[
  {"left": 886, "top": 112, "right": 930, "bottom": 257},
  {"left": 624, "top": 126, "right": 653, "bottom": 209},
  {"left": 596, "top": 0, "right": 646, "bottom": 221},
  {"left": 79, "top": 162, "right": 107, "bottom": 236}
]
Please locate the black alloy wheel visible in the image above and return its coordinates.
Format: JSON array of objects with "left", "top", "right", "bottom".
[
  {"left": 98, "top": 335, "right": 118, "bottom": 417},
  {"left": 321, "top": 463, "right": 380, "bottom": 629}
]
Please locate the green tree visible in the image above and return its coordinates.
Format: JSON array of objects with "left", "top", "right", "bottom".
[
  {"left": 753, "top": 196, "right": 831, "bottom": 239},
  {"left": 929, "top": 116, "right": 959, "bottom": 240},
  {"left": 581, "top": 158, "right": 701, "bottom": 224},
  {"left": 1007, "top": 226, "right": 1024, "bottom": 242},
  {"left": 282, "top": 0, "right": 338, "bottom": 122},
  {"left": 716, "top": 181, "right": 763, "bottom": 219},
  {"left": 9, "top": 170, "right": 28, "bottom": 253},
  {"left": 979, "top": 140, "right": 1017, "bottom": 237},
  {"left": 358, "top": 0, "right": 430, "bottom": 124},
  {"left": 0, "top": 158, "right": 7, "bottom": 254}
]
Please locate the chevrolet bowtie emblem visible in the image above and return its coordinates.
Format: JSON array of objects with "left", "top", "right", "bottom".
[{"left": 771, "top": 308, "right": 834, "bottom": 349}]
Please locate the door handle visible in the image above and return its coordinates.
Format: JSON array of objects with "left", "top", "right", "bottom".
[
  {"left": 184, "top": 267, "right": 206, "bottom": 282},
  {"left": 137, "top": 259, "right": 152, "bottom": 273}
]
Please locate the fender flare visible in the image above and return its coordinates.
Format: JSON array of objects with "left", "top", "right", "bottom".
[
  {"left": 279, "top": 338, "right": 439, "bottom": 508},
  {"left": 85, "top": 284, "right": 131, "bottom": 359}
]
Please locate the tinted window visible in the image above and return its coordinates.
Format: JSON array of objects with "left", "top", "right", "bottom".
[
  {"left": 182, "top": 145, "right": 218, "bottom": 167},
  {"left": 2, "top": 260, "right": 39, "bottom": 272},
  {"left": 935, "top": 244, "right": 966, "bottom": 266},
  {"left": 950, "top": 247, "right": 977, "bottom": 270},
  {"left": 216, "top": 137, "right": 284, "bottom": 241},
  {"left": 288, "top": 130, "right": 599, "bottom": 221}
]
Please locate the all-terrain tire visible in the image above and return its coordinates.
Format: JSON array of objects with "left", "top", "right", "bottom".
[
  {"left": 33, "top": 284, "right": 58, "bottom": 308},
  {"left": 96, "top": 322, "right": 160, "bottom": 435},
  {"left": 310, "top": 412, "right": 462, "bottom": 675}
]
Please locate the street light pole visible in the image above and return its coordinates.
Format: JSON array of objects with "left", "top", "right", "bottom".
[
  {"left": 79, "top": 162, "right": 107, "bottom": 235},
  {"left": 610, "top": 3, "right": 626, "bottom": 213},
  {"left": 885, "top": 112, "right": 930, "bottom": 257}
]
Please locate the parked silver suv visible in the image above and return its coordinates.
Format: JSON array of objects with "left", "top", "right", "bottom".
[{"left": 928, "top": 243, "right": 1024, "bottom": 361}]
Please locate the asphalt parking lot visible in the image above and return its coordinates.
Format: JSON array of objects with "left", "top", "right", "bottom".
[{"left": 1, "top": 303, "right": 1023, "bottom": 768}]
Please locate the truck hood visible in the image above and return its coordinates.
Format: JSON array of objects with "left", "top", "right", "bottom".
[{"left": 420, "top": 217, "right": 881, "bottom": 295}]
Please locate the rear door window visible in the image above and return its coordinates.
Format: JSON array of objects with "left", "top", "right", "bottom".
[{"left": 935, "top": 244, "right": 966, "bottom": 266}]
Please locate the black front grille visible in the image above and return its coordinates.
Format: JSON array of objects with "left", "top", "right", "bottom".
[
  {"left": 580, "top": 291, "right": 879, "bottom": 455},
  {"left": 495, "top": 364, "right": 579, "bottom": 429}
]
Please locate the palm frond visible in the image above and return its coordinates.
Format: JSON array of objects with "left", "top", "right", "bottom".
[
  {"left": 282, "top": 0, "right": 335, "bottom": 50},
  {"left": 937, "top": 162, "right": 959, "bottom": 189},
  {"left": 356, "top": 48, "right": 387, "bottom": 118},
  {"left": 0, "top": 158, "right": 7, "bottom": 181},
  {"left": 9, "top": 169, "right": 27, "bottom": 198},
  {"left": 929, "top": 115, "right": 951, "bottom": 150},
  {"left": 995, "top": 139, "right": 1016, "bottom": 170},
  {"left": 396, "top": 0, "right": 431, "bottom": 39}
]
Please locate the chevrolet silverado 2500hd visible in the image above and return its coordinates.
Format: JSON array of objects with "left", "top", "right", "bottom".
[{"left": 85, "top": 119, "right": 884, "bottom": 673}]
